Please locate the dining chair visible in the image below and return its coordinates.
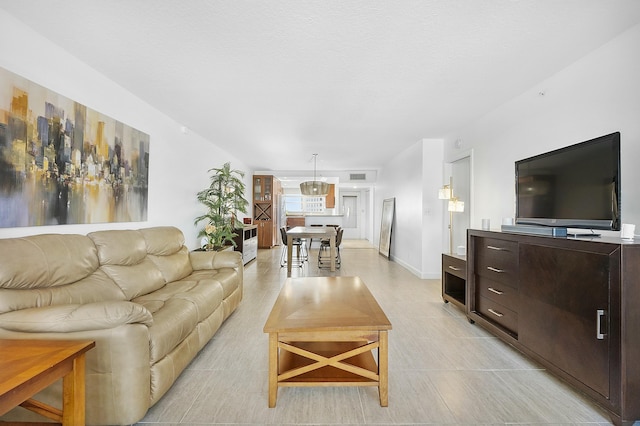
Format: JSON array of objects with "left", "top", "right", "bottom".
[
  {"left": 318, "top": 227, "right": 343, "bottom": 269},
  {"left": 279, "top": 227, "right": 307, "bottom": 267}
]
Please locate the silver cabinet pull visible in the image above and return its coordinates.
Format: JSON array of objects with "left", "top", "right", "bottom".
[
  {"left": 487, "top": 245, "right": 506, "bottom": 251},
  {"left": 488, "top": 308, "right": 504, "bottom": 317},
  {"left": 487, "top": 266, "right": 504, "bottom": 273},
  {"left": 596, "top": 309, "right": 606, "bottom": 340},
  {"left": 488, "top": 287, "right": 503, "bottom": 295},
  {"left": 448, "top": 265, "right": 462, "bottom": 271}
]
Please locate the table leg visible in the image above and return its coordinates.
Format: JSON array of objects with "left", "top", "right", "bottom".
[
  {"left": 379, "top": 331, "right": 388, "bottom": 407},
  {"left": 287, "top": 236, "right": 293, "bottom": 277},
  {"left": 268, "top": 333, "right": 278, "bottom": 407},
  {"left": 330, "top": 235, "right": 336, "bottom": 272},
  {"left": 62, "top": 352, "right": 87, "bottom": 425}
]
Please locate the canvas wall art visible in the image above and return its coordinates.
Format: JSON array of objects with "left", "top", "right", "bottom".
[{"left": 0, "top": 66, "right": 150, "bottom": 227}]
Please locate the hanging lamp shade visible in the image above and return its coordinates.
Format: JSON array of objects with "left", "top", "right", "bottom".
[
  {"left": 300, "top": 154, "right": 330, "bottom": 196},
  {"left": 300, "top": 180, "right": 330, "bottom": 195}
]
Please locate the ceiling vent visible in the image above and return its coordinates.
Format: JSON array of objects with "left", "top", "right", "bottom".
[{"left": 349, "top": 173, "right": 366, "bottom": 181}]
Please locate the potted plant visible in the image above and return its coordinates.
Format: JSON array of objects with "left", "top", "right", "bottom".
[{"left": 194, "top": 162, "right": 249, "bottom": 251}]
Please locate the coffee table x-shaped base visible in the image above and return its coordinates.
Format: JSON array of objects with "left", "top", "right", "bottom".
[{"left": 268, "top": 331, "right": 389, "bottom": 408}]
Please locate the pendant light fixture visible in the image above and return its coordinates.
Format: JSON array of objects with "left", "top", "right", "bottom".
[{"left": 300, "top": 153, "right": 330, "bottom": 196}]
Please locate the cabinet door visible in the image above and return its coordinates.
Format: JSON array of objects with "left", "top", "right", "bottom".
[
  {"left": 326, "top": 184, "right": 335, "bottom": 208},
  {"left": 519, "top": 243, "right": 611, "bottom": 399},
  {"left": 253, "top": 176, "right": 263, "bottom": 201},
  {"left": 258, "top": 220, "right": 274, "bottom": 248}
]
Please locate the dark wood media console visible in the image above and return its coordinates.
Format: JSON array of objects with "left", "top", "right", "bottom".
[{"left": 467, "top": 229, "right": 640, "bottom": 426}]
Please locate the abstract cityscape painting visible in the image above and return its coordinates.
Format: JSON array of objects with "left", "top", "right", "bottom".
[{"left": 0, "top": 67, "right": 150, "bottom": 227}]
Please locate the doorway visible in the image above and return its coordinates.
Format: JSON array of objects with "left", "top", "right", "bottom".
[
  {"left": 449, "top": 155, "right": 471, "bottom": 254},
  {"left": 340, "top": 193, "right": 360, "bottom": 239}
]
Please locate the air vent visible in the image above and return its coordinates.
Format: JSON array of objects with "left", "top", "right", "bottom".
[{"left": 349, "top": 173, "right": 366, "bottom": 181}]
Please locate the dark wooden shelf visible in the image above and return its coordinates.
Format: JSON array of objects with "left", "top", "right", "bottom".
[{"left": 442, "top": 253, "right": 467, "bottom": 310}]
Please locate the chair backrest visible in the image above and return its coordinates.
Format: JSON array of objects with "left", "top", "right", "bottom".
[
  {"left": 279, "top": 227, "right": 287, "bottom": 244},
  {"left": 336, "top": 228, "right": 344, "bottom": 247}
]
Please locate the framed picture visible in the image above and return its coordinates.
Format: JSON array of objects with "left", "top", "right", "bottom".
[
  {"left": 379, "top": 197, "right": 394, "bottom": 258},
  {"left": 0, "top": 66, "right": 150, "bottom": 228}
]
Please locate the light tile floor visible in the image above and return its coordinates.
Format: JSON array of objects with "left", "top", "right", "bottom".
[{"left": 139, "top": 242, "right": 614, "bottom": 425}]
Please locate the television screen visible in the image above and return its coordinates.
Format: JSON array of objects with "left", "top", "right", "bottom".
[{"left": 515, "top": 132, "right": 620, "bottom": 231}]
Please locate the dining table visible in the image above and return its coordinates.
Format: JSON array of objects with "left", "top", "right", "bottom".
[{"left": 286, "top": 226, "right": 337, "bottom": 276}]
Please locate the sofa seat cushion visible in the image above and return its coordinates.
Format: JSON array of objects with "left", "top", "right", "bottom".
[
  {"left": 132, "top": 280, "right": 223, "bottom": 322},
  {"left": 0, "top": 301, "right": 152, "bottom": 332},
  {"left": 142, "top": 297, "right": 200, "bottom": 363},
  {"left": 187, "top": 269, "right": 238, "bottom": 299}
]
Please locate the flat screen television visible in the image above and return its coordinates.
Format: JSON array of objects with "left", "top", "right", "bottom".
[{"left": 515, "top": 132, "right": 621, "bottom": 231}]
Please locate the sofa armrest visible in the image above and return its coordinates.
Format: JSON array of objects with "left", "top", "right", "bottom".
[
  {"left": 0, "top": 301, "right": 153, "bottom": 333},
  {"left": 190, "top": 250, "right": 242, "bottom": 270}
]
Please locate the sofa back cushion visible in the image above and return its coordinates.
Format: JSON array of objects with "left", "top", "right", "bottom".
[
  {"left": 140, "top": 227, "right": 193, "bottom": 283},
  {"left": 88, "top": 229, "right": 166, "bottom": 300},
  {"left": 0, "top": 234, "right": 126, "bottom": 314},
  {"left": 0, "top": 234, "right": 99, "bottom": 289},
  {"left": 0, "top": 270, "right": 126, "bottom": 314}
]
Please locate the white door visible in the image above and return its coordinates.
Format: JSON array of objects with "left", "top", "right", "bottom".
[{"left": 341, "top": 194, "right": 360, "bottom": 239}]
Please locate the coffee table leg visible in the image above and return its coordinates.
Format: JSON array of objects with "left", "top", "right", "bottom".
[
  {"left": 268, "top": 333, "right": 278, "bottom": 407},
  {"left": 379, "top": 331, "right": 388, "bottom": 407}
]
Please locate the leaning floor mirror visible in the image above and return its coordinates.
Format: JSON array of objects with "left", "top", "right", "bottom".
[{"left": 379, "top": 198, "right": 395, "bottom": 258}]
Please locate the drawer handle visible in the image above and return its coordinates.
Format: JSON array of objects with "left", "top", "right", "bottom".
[
  {"left": 448, "top": 265, "right": 462, "bottom": 271},
  {"left": 488, "top": 308, "right": 504, "bottom": 317},
  {"left": 488, "top": 287, "right": 503, "bottom": 295},
  {"left": 487, "top": 245, "right": 506, "bottom": 251},
  {"left": 487, "top": 266, "right": 505, "bottom": 273},
  {"left": 596, "top": 309, "right": 606, "bottom": 340}
]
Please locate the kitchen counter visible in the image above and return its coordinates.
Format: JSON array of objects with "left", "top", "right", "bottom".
[
  {"left": 285, "top": 214, "right": 344, "bottom": 228},
  {"left": 286, "top": 213, "right": 344, "bottom": 217}
]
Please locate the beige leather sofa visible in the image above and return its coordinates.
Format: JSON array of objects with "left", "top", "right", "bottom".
[{"left": 0, "top": 226, "right": 243, "bottom": 425}]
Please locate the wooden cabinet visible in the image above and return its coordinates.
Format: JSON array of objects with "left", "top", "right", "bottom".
[
  {"left": 326, "top": 184, "right": 336, "bottom": 208},
  {"left": 467, "top": 230, "right": 640, "bottom": 425},
  {"left": 233, "top": 225, "right": 258, "bottom": 265},
  {"left": 286, "top": 217, "right": 305, "bottom": 228},
  {"left": 441, "top": 253, "right": 466, "bottom": 310},
  {"left": 253, "top": 175, "right": 281, "bottom": 248}
]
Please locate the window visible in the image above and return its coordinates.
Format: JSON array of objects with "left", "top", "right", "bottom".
[{"left": 282, "top": 195, "right": 325, "bottom": 213}]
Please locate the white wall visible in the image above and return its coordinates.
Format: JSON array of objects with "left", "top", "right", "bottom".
[
  {"left": 444, "top": 23, "right": 640, "bottom": 235},
  {"left": 0, "top": 10, "right": 251, "bottom": 248},
  {"left": 376, "top": 139, "right": 443, "bottom": 278}
]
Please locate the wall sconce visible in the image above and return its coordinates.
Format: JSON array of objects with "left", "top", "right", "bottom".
[{"left": 439, "top": 177, "right": 464, "bottom": 254}]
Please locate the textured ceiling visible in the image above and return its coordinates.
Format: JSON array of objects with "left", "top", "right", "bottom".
[{"left": 2, "top": 1, "right": 640, "bottom": 173}]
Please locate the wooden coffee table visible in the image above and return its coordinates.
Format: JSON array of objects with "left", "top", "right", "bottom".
[
  {"left": 263, "top": 276, "right": 392, "bottom": 407},
  {"left": 0, "top": 339, "right": 95, "bottom": 425}
]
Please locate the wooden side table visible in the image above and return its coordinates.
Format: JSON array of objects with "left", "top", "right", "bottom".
[
  {"left": 442, "top": 253, "right": 467, "bottom": 311},
  {"left": 0, "top": 339, "right": 95, "bottom": 425}
]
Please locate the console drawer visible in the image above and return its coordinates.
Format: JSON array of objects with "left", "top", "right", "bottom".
[
  {"left": 443, "top": 255, "right": 466, "bottom": 280},
  {"left": 475, "top": 237, "right": 518, "bottom": 287},
  {"left": 477, "top": 276, "right": 518, "bottom": 311},
  {"left": 477, "top": 295, "right": 518, "bottom": 334}
]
